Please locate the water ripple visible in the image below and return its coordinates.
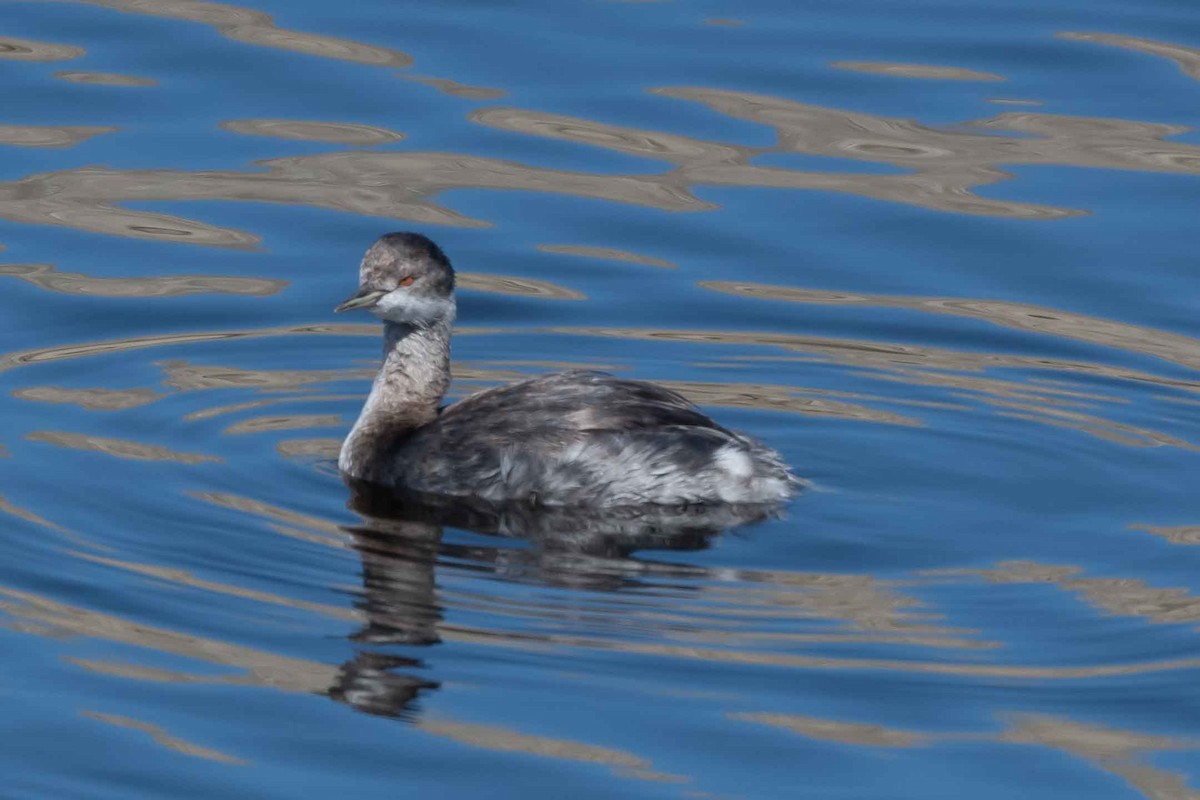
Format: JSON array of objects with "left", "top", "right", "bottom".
[
  {"left": 0, "top": 263, "right": 286, "bottom": 297},
  {"left": 1, "top": 4, "right": 1198, "bottom": 796},
  {"left": 54, "top": 71, "right": 156, "bottom": 86},
  {"left": 831, "top": 61, "right": 1006, "bottom": 82},
  {"left": 43, "top": 0, "right": 413, "bottom": 67},
  {"left": 0, "top": 35, "right": 85, "bottom": 62}
]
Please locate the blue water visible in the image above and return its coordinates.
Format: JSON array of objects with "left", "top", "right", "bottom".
[{"left": 2, "top": 0, "right": 1200, "bottom": 797}]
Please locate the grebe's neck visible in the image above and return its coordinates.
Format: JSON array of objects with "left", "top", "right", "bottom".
[{"left": 339, "top": 320, "right": 451, "bottom": 480}]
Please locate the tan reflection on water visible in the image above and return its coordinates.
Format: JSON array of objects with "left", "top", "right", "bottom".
[
  {"left": 490, "top": 95, "right": 1055, "bottom": 215},
  {"left": 990, "top": 401, "right": 1195, "bottom": 449},
  {"left": 930, "top": 561, "right": 1200, "bottom": 630},
  {"left": 0, "top": 152, "right": 704, "bottom": 247},
  {"left": 0, "top": 165, "right": 264, "bottom": 247},
  {"left": 68, "top": 658, "right": 249, "bottom": 684},
  {"left": 0, "top": 323, "right": 383, "bottom": 373},
  {"left": 13, "top": 386, "right": 164, "bottom": 410},
  {"left": 0, "top": 494, "right": 73, "bottom": 535},
  {"left": 1001, "top": 715, "right": 1200, "bottom": 800},
  {"left": 168, "top": 355, "right": 919, "bottom": 426},
  {"left": 1131, "top": 524, "right": 1200, "bottom": 546},
  {"left": 471, "top": 105, "right": 746, "bottom": 165},
  {"left": 0, "top": 321, "right": 1191, "bottom": 444},
  {"left": 701, "top": 280, "right": 1200, "bottom": 374},
  {"left": 729, "top": 712, "right": 926, "bottom": 747},
  {"left": 569, "top": 568, "right": 988, "bottom": 653},
  {"left": 190, "top": 491, "right": 347, "bottom": 542},
  {"left": 551, "top": 325, "right": 1199, "bottom": 447},
  {"left": 1, "top": 31, "right": 1200, "bottom": 247},
  {"left": 458, "top": 272, "right": 585, "bottom": 300},
  {"left": 224, "top": 414, "right": 343, "bottom": 435},
  {"left": 139, "top": 490, "right": 1200, "bottom": 679},
  {"left": 160, "top": 360, "right": 373, "bottom": 391},
  {"left": 54, "top": 71, "right": 157, "bottom": 86},
  {"left": 662, "top": 378, "right": 927, "bottom": 425},
  {"left": 7, "top": 75, "right": 1200, "bottom": 246},
  {"left": 537, "top": 244, "right": 676, "bottom": 269},
  {"left": 159, "top": 489, "right": 952, "bottom": 653},
  {"left": 74, "top": 551, "right": 356, "bottom": 620},
  {"left": 0, "top": 584, "right": 340, "bottom": 692},
  {"left": 988, "top": 98, "right": 1044, "bottom": 106},
  {"left": 220, "top": 119, "right": 405, "bottom": 146},
  {"left": 184, "top": 395, "right": 358, "bottom": 421},
  {"left": 651, "top": 85, "right": 1200, "bottom": 215},
  {"left": 0, "top": 316, "right": 1189, "bottom": 460},
  {"left": 831, "top": 61, "right": 1005, "bottom": 82},
  {"left": 0, "top": 124, "right": 116, "bottom": 148},
  {"left": 656, "top": 83, "right": 1200, "bottom": 176},
  {"left": 26, "top": 430, "right": 220, "bottom": 464},
  {"left": 42, "top": 0, "right": 508, "bottom": 103},
  {"left": 43, "top": 0, "right": 411, "bottom": 67},
  {"left": 730, "top": 709, "right": 1198, "bottom": 800},
  {"left": 0, "top": 582, "right": 690, "bottom": 784},
  {"left": 399, "top": 75, "right": 507, "bottom": 100},
  {"left": 470, "top": 360, "right": 629, "bottom": 374},
  {"left": 0, "top": 35, "right": 84, "bottom": 62},
  {"left": 6, "top": 504, "right": 909, "bottom": 671},
  {"left": 0, "top": 493, "right": 113, "bottom": 553},
  {"left": 416, "top": 719, "right": 686, "bottom": 784},
  {"left": 82, "top": 711, "right": 248, "bottom": 765},
  {"left": 438, "top": 567, "right": 987, "bottom": 650},
  {"left": 276, "top": 437, "right": 341, "bottom": 459},
  {"left": 4, "top": 490, "right": 1199, "bottom": 788},
  {"left": 1060, "top": 32, "right": 1200, "bottom": 82},
  {"left": 0, "top": 308, "right": 928, "bottom": 425},
  {"left": 0, "top": 263, "right": 286, "bottom": 297}
]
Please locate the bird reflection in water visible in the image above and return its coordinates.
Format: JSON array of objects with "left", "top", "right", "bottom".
[{"left": 328, "top": 480, "right": 785, "bottom": 719}]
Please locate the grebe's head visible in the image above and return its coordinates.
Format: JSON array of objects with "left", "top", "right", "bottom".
[{"left": 335, "top": 232, "right": 456, "bottom": 327}]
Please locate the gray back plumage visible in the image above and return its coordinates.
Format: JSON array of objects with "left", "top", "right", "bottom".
[{"left": 389, "top": 369, "right": 797, "bottom": 506}]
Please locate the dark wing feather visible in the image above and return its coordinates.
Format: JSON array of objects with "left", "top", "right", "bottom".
[
  {"left": 436, "top": 370, "right": 724, "bottom": 436},
  {"left": 392, "top": 371, "right": 731, "bottom": 491}
]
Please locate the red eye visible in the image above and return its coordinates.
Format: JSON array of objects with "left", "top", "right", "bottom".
[{"left": 397, "top": 276, "right": 415, "bottom": 287}]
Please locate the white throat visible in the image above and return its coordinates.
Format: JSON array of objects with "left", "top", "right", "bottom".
[{"left": 372, "top": 290, "right": 456, "bottom": 327}]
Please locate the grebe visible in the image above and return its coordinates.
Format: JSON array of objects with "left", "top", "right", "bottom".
[{"left": 336, "top": 233, "right": 799, "bottom": 507}]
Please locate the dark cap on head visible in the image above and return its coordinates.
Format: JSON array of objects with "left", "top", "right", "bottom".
[
  {"left": 360, "top": 232, "right": 455, "bottom": 296},
  {"left": 336, "top": 232, "right": 457, "bottom": 316}
]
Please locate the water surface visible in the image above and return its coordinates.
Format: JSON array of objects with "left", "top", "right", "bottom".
[{"left": 2, "top": 0, "right": 1200, "bottom": 797}]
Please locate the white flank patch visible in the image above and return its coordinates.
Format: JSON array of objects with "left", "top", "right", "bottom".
[{"left": 715, "top": 444, "right": 754, "bottom": 480}]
